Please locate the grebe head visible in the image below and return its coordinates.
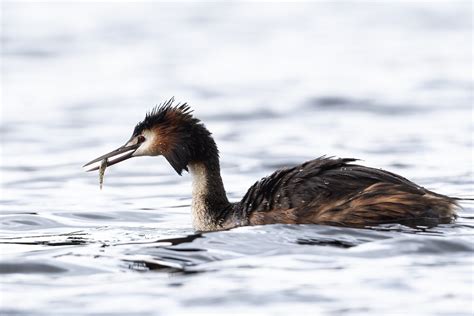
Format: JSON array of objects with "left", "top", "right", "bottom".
[{"left": 83, "top": 98, "right": 218, "bottom": 175}]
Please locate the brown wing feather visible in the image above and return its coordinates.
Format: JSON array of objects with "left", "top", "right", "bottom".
[{"left": 241, "top": 157, "right": 457, "bottom": 227}]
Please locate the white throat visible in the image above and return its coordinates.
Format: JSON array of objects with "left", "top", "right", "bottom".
[{"left": 188, "top": 162, "right": 212, "bottom": 230}]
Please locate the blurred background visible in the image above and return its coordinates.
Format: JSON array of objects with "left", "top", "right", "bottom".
[{"left": 1, "top": 2, "right": 473, "bottom": 315}]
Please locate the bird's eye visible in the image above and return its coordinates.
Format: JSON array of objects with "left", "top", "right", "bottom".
[{"left": 137, "top": 135, "right": 145, "bottom": 143}]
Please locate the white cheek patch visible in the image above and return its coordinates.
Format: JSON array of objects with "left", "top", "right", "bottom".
[{"left": 132, "top": 130, "right": 158, "bottom": 156}]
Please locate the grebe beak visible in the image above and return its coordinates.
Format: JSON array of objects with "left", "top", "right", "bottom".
[{"left": 82, "top": 141, "right": 140, "bottom": 172}]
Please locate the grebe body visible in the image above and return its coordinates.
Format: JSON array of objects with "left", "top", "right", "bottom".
[{"left": 84, "top": 99, "right": 457, "bottom": 231}]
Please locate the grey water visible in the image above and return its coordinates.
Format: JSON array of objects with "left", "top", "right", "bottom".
[{"left": 1, "top": 2, "right": 473, "bottom": 315}]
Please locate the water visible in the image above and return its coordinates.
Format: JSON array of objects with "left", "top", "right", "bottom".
[{"left": 1, "top": 2, "right": 473, "bottom": 315}]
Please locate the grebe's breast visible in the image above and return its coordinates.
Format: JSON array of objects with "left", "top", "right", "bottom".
[{"left": 235, "top": 157, "right": 457, "bottom": 227}]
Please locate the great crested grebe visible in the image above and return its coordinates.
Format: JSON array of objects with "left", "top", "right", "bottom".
[{"left": 83, "top": 99, "right": 458, "bottom": 231}]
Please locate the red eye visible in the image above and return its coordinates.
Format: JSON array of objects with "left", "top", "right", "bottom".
[{"left": 137, "top": 135, "right": 145, "bottom": 143}]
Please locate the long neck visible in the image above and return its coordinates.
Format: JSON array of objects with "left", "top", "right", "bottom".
[{"left": 188, "top": 152, "right": 232, "bottom": 231}]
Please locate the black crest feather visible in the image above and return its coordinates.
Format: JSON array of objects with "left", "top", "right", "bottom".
[{"left": 132, "top": 97, "right": 193, "bottom": 136}]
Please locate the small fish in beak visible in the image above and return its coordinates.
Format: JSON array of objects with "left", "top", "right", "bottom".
[{"left": 99, "top": 158, "right": 108, "bottom": 190}]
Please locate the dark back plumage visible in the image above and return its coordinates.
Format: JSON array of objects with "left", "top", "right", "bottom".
[{"left": 234, "top": 156, "right": 457, "bottom": 228}]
